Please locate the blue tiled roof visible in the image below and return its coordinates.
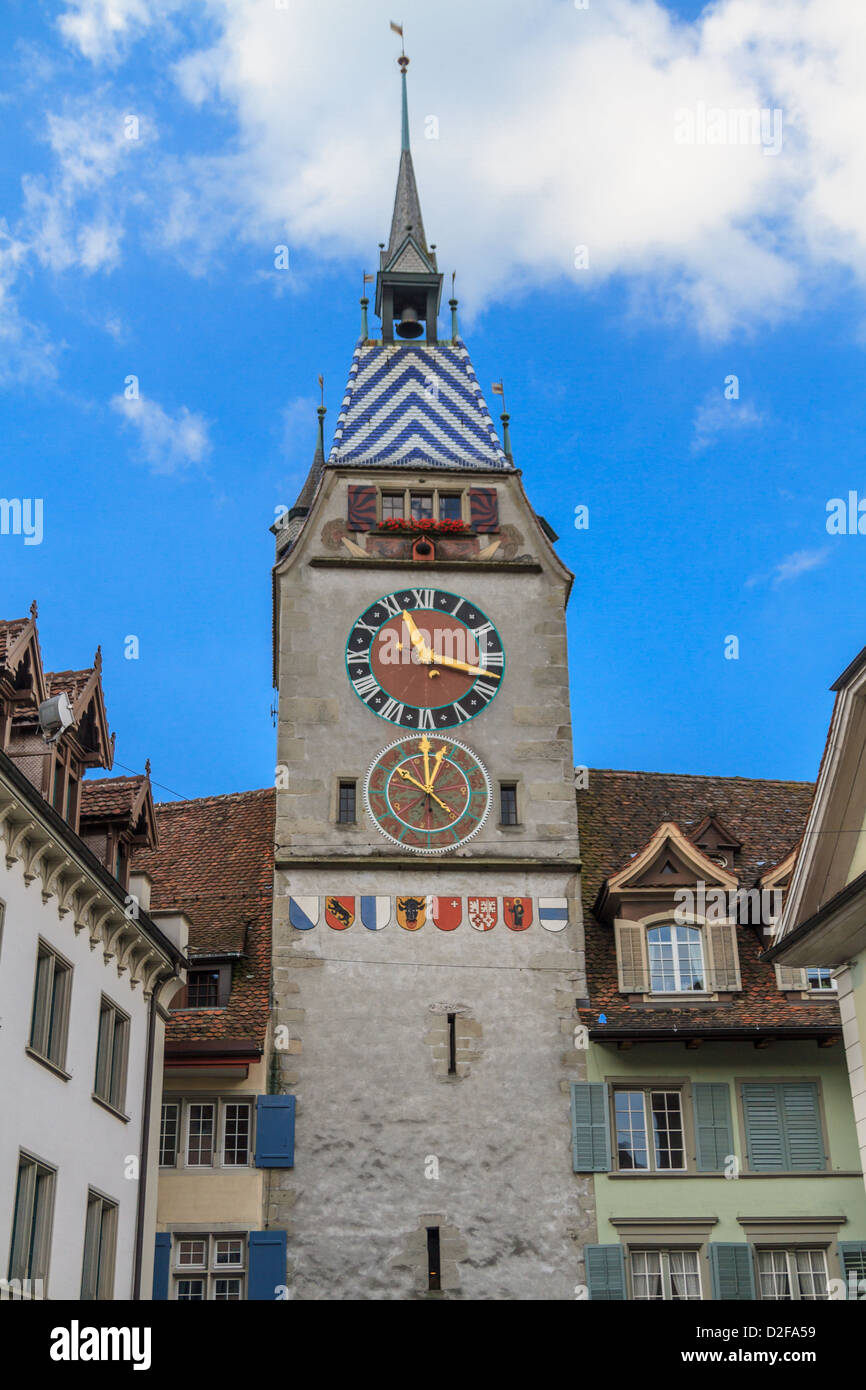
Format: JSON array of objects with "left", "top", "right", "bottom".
[{"left": 328, "top": 340, "right": 509, "bottom": 470}]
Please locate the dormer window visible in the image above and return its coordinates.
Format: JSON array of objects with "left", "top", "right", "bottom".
[{"left": 647, "top": 924, "right": 705, "bottom": 993}]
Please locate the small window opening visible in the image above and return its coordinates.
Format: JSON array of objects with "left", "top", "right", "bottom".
[
  {"left": 447, "top": 1013, "right": 457, "bottom": 1075},
  {"left": 338, "top": 780, "right": 357, "bottom": 824},
  {"left": 426, "top": 1226, "right": 441, "bottom": 1291}
]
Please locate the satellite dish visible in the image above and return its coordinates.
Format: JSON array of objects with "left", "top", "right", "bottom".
[{"left": 38, "top": 691, "right": 75, "bottom": 743}]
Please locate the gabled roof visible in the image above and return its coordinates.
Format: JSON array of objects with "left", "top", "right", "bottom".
[
  {"left": 0, "top": 608, "right": 47, "bottom": 704},
  {"left": 132, "top": 788, "right": 274, "bottom": 1047},
  {"left": 80, "top": 771, "right": 157, "bottom": 845},
  {"left": 45, "top": 652, "right": 113, "bottom": 769},
  {"left": 328, "top": 340, "right": 509, "bottom": 470},
  {"left": 577, "top": 768, "right": 836, "bottom": 1037},
  {"left": 595, "top": 819, "right": 738, "bottom": 919}
]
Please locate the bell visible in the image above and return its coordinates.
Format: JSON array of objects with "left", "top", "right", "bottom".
[{"left": 395, "top": 305, "right": 423, "bottom": 339}]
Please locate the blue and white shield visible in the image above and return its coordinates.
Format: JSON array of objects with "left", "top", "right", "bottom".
[
  {"left": 538, "top": 897, "right": 569, "bottom": 932},
  {"left": 360, "top": 895, "right": 390, "bottom": 931},
  {"left": 289, "top": 896, "right": 319, "bottom": 932}
]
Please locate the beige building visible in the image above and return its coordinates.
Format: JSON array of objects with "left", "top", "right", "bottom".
[{"left": 768, "top": 644, "right": 866, "bottom": 1207}]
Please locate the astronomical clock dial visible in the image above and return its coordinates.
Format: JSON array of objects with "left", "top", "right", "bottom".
[
  {"left": 345, "top": 588, "right": 505, "bottom": 730},
  {"left": 364, "top": 735, "right": 491, "bottom": 854}
]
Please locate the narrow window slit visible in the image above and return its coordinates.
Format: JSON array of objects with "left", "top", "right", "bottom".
[
  {"left": 447, "top": 1013, "right": 457, "bottom": 1075},
  {"left": 426, "top": 1227, "right": 441, "bottom": 1291}
]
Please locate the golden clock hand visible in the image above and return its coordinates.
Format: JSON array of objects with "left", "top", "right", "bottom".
[
  {"left": 395, "top": 768, "right": 454, "bottom": 817},
  {"left": 428, "top": 744, "right": 449, "bottom": 788},
  {"left": 419, "top": 735, "right": 432, "bottom": 790},
  {"left": 401, "top": 610, "right": 432, "bottom": 665},
  {"left": 428, "top": 651, "right": 501, "bottom": 680}
]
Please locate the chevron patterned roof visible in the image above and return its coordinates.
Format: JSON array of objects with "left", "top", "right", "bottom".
[{"left": 328, "top": 340, "right": 510, "bottom": 470}]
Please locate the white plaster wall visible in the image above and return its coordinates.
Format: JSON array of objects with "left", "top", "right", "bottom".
[{"left": 0, "top": 860, "right": 151, "bottom": 1299}]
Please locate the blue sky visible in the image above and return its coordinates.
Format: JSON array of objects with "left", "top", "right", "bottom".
[{"left": 1, "top": 0, "right": 864, "bottom": 800}]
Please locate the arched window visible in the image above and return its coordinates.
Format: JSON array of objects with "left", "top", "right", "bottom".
[{"left": 647, "top": 923, "right": 705, "bottom": 993}]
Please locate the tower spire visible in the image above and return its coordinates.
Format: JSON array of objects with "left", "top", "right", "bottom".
[{"left": 385, "top": 50, "right": 429, "bottom": 261}]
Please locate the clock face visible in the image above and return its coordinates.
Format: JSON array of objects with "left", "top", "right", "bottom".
[
  {"left": 346, "top": 588, "right": 505, "bottom": 730},
  {"left": 364, "top": 735, "right": 491, "bottom": 854}
]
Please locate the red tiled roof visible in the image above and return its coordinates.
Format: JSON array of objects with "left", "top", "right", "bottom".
[
  {"left": 133, "top": 788, "right": 274, "bottom": 1048},
  {"left": 80, "top": 774, "right": 146, "bottom": 819},
  {"left": 46, "top": 668, "right": 93, "bottom": 700},
  {"left": 577, "top": 768, "right": 839, "bottom": 1034}
]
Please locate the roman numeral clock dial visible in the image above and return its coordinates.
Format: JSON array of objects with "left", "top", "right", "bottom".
[
  {"left": 345, "top": 588, "right": 505, "bottom": 729},
  {"left": 347, "top": 590, "right": 502, "bottom": 854}
]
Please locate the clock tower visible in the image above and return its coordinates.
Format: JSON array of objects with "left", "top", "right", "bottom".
[{"left": 269, "top": 53, "right": 594, "bottom": 1298}]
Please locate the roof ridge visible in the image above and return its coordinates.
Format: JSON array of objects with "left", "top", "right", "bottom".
[
  {"left": 153, "top": 787, "right": 274, "bottom": 810},
  {"left": 584, "top": 767, "right": 813, "bottom": 788}
]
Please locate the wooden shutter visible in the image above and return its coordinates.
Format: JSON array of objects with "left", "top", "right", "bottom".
[
  {"left": 217, "top": 964, "right": 232, "bottom": 1007},
  {"left": 781, "top": 1082, "right": 826, "bottom": 1171},
  {"left": 693, "top": 1082, "right": 734, "bottom": 1172},
  {"left": 571, "top": 1082, "right": 611, "bottom": 1172},
  {"left": 584, "top": 1244, "right": 626, "bottom": 1300},
  {"left": 775, "top": 963, "right": 808, "bottom": 991},
  {"left": 254, "top": 1094, "right": 296, "bottom": 1168},
  {"left": 469, "top": 487, "right": 499, "bottom": 533},
  {"left": 347, "top": 485, "right": 377, "bottom": 531},
  {"left": 839, "top": 1243, "right": 866, "bottom": 1299},
  {"left": 709, "top": 1243, "right": 756, "bottom": 1300},
  {"left": 614, "top": 920, "right": 649, "bottom": 992},
  {"left": 248, "top": 1230, "right": 287, "bottom": 1301},
  {"left": 742, "top": 1084, "right": 786, "bottom": 1171},
  {"left": 707, "top": 921, "right": 741, "bottom": 991},
  {"left": 152, "top": 1233, "right": 171, "bottom": 1300}
]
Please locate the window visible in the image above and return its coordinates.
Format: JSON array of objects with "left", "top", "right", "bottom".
[
  {"left": 80, "top": 1191, "right": 117, "bottom": 1300},
  {"left": 806, "top": 968, "right": 836, "bottom": 992},
  {"left": 757, "top": 1249, "right": 828, "bottom": 1300},
  {"left": 410, "top": 493, "right": 433, "bottom": 520},
  {"left": 94, "top": 996, "right": 130, "bottom": 1113},
  {"left": 29, "top": 941, "right": 72, "bottom": 1070},
  {"left": 614, "top": 1088, "right": 685, "bottom": 1172},
  {"left": 65, "top": 774, "right": 78, "bottom": 825},
  {"left": 160, "top": 1102, "right": 180, "bottom": 1167},
  {"left": 426, "top": 1227, "right": 441, "bottom": 1291},
  {"left": 52, "top": 761, "right": 65, "bottom": 811},
  {"left": 631, "top": 1249, "right": 701, "bottom": 1300},
  {"left": 173, "top": 1234, "right": 246, "bottom": 1300},
  {"left": 169, "top": 1098, "right": 254, "bottom": 1169},
  {"left": 187, "top": 970, "right": 220, "bottom": 1008},
  {"left": 187, "top": 1103, "right": 215, "bottom": 1166},
  {"left": 338, "top": 780, "right": 357, "bottom": 824},
  {"left": 447, "top": 1013, "right": 457, "bottom": 1076},
  {"left": 8, "top": 1153, "right": 55, "bottom": 1285},
  {"left": 499, "top": 783, "right": 519, "bottom": 826},
  {"left": 647, "top": 923, "right": 705, "bottom": 992},
  {"left": 438, "top": 494, "right": 462, "bottom": 521},
  {"left": 381, "top": 492, "right": 404, "bottom": 521},
  {"left": 114, "top": 841, "right": 127, "bottom": 885},
  {"left": 223, "top": 1103, "right": 251, "bottom": 1166}
]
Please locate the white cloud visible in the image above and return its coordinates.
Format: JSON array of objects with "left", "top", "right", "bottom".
[
  {"left": 57, "top": 0, "right": 175, "bottom": 64},
  {"left": 746, "top": 547, "right": 831, "bottom": 589},
  {"left": 692, "top": 392, "right": 764, "bottom": 452},
  {"left": 38, "top": 0, "right": 866, "bottom": 338},
  {"left": 111, "top": 393, "right": 211, "bottom": 474}
]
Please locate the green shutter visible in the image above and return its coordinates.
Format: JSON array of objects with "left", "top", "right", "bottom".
[
  {"left": 742, "top": 1084, "right": 786, "bottom": 1171},
  {"left": 693, "top": 1083, "right": 733, "bottom": 1171},
  {"left": 839, "top": 1243, "right": 866, "bottom": 1300},
  {"left": 585, "top": 1244, "right": 626, "bottom": 1300},
  {"left": 710, "top": 1243, "right": 756, "bottom": 1300},
  {"left": 742, "top": 1082, "right": 825, "bottom": 1172},
  {"left": 571, "top": 1082, "right": 611, "bottom": 1172},
  {"left": 781, "top": 1083, "right": 826, "bottom": 1171}
]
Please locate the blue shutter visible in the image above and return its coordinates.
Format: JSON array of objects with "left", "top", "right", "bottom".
[
  {"left": 693, "top": 1083, "right": 734, "bottom": 1171},
  {"left": 585, "top": 1244, "right": 626, "bottom": 1300},
  {"left": 709, "top": 1243, "right": 756, "bottom": 1300},
  {"left": 839, "top": 1243, "right": 866, "bottom": 1299},
  {"left": 152, "top": 1233, "right": 171, "bottom": 1300},
  {"left": 255, "top": 1094, "right": 295, "bottom": 1168},
  {"left": 248, "top": 1230, "right": 287, "bottom": 1301},
  {"left": 781, "top": 1083, "right": 826, "bottom": 1171},
  {"left": 571, "top": 1083, "right": 611, "bottom": 1172},
  {"left": 742, "top": 1084, "right": 786, "bottom": 1171}
]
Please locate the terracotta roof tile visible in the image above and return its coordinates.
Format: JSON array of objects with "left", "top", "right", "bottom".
[
  {"left": 46, "top": 668, "right": 93, "bottom": 700},
  {"left": 80, "top": 774, "right": 146, "bottom": 819},
  {"left": 577, "top": 768, "right": 839, "bottom": 1035},
  {"left": 133, "top": 788, "right": 274, "bottom": 1048}
]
